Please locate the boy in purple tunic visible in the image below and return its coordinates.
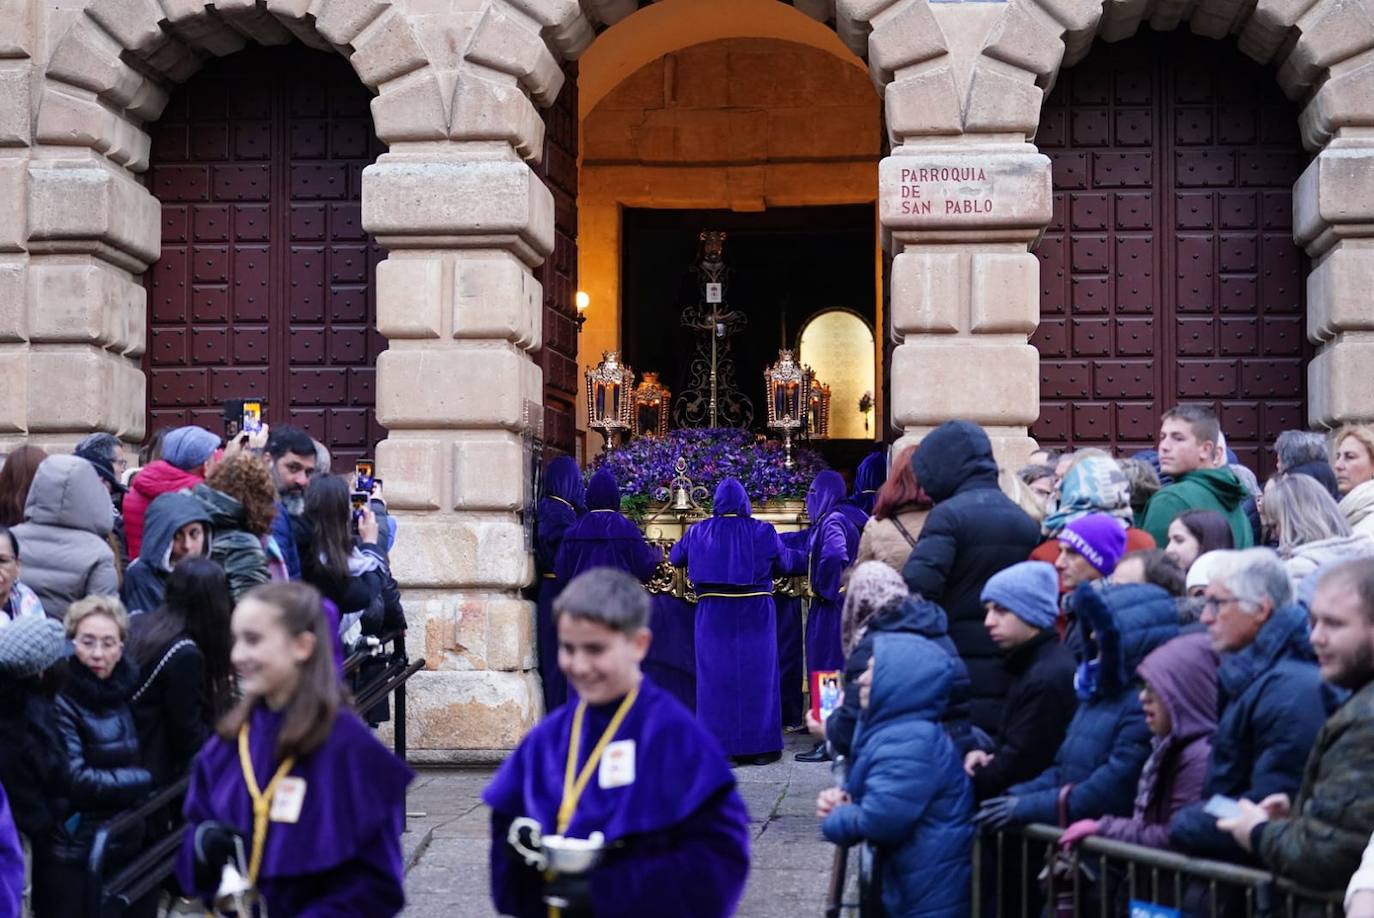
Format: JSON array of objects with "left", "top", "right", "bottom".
[
  {"left": 485, "top": 567, "right": 751, "bottom": 918},
  {"left": 670, "top": 478, "right": 790, "bottom": 764},
  {"left": 177, "top": 582, "right": 413, "bottom": 917}
]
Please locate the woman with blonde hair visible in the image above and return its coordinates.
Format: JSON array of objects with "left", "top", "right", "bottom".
[
  {"left": 1333, "top": 424, "right": 1374, "bottom": 537},
  {"left": 36, "top": 595, "right": 152, "bottom": 915},
  {"left": 1263, "top": 473, "right": 1374, "bottom": 594}
]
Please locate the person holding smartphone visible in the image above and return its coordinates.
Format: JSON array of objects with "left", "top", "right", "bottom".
[{"left": 299, "top": 475, "right": 404, "bottom": 644}]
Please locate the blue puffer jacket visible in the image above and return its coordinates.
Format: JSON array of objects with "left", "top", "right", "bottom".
[
  {"left": 1169, "top": 603, "right": 1338, "bottom": 859},
  {"left": 822, "top": 633, "right": 974, "bottom": 918},
  {"left": 1008, "top": 583, "right": 1179, "bottom": 825}
]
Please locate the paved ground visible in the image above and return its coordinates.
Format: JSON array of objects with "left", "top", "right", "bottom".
[{"left": 401, "top": 733, "right": 838, "bottom": 917}]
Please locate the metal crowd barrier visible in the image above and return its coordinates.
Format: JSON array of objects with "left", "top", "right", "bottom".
[
  {"left": 975, "top": 824, "right": 1345, "bottom": 918},
  {"left": 826, "top": 824, "right": 1345, "bottom": 918},
  {"left": 86, "top": 630, "right": 425, "bottom": 916}
]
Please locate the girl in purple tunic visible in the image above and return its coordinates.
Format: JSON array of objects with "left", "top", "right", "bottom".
[{"left": 177, "top": 582, "right": 413, "bottom": 917}]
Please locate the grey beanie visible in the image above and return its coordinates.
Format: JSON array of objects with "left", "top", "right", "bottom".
[
  {"left": 0, "top": 616, "right": 68, "bottom": 678},
  {"left": 980, "top": 561, "right": 1060, "bottom": 631}
]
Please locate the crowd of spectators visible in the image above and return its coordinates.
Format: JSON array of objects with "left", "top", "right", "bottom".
[
  {"left": 0, "top": 422, "right": 405, "bottom": 916},
  {"left": 807, "top": 408, "right": 1374, "bottom": 914}
]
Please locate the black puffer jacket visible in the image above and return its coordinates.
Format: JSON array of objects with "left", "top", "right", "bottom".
[
  {"left": 49, "top": 656, "right": 152, "bottom": 863},
  {"left": 0, "top": 678, "right": 67, "bottom": 839},
  {"left": 902, "top": 421, "right": 1041, "bottom": 734}
]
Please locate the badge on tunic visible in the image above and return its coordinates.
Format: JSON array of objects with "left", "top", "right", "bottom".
[
  {"left": 269, "top": 777, "right": 307, "bottom": 823},
  {"left": 598, "top": 740, "right": 636, "bottom": 789}
]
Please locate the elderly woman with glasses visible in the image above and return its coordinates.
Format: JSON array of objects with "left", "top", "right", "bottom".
[
  {"left": 34, "top": 595, "right": 152, "bottom": 917},
  {"left": 0, "top": 527, "right": 44, "bottom": 624}
]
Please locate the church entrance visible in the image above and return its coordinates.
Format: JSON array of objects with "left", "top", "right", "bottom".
[
  {"left": 1033, "top": 31, "right": 1309, "bottom": 476},
  {"left": 144, "top": 45, "right": 386, "bottom": 468},
  {"left": 618, "top": 204, "right": 878, "bottom": 469}
]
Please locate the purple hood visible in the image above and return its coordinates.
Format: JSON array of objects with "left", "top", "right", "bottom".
[{"left": 1136, "top": 632, "right": 1219, "bottom": 744}]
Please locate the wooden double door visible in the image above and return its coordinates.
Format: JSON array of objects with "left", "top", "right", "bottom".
[
  {"left": 1033, "top": 31, "right": 1309, "bottom": 476},
  {"left": 145, "top": 45, "right": 385, "bottom": 468}
]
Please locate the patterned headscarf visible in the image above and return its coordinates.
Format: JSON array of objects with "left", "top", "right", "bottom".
[{"left": 1043, "top": 454, "right": 1133, "bottom": 534}]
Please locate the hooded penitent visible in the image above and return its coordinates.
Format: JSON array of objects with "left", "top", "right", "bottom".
[
  {"left": 534, "top": 456, "right": 587, "bottom": 713},
  {"left": 804, "top": 471, "right": 862, "bottom": 675},
  {"left": 554, "top": 470, "right": 661, "bottom": 586},
  {"left": 670, "top": 478, "right": 788, "bottom": 756},
  {"left": 849, "top": 453, "right": 887, "bottom": 516}
]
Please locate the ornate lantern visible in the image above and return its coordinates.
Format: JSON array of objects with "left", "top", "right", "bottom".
[
  {"left": 807, "top": 380, "right": 831, "bottom": 440},
  {"left": 632, "top": 371, "right": 671, "bottom": 439},
  {"left": 586, "top": 351, "right": 635, "bottom": 452},
  {"left": 764, "top": 349, "right": 813, "bottom": 467}
]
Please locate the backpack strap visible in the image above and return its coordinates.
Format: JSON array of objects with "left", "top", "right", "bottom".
[
  {"left": 889, "top": 515, "right": 919, "bottom": 549},
  {"left": 131, "top": 638, "right": 197, "bottom": 703}
]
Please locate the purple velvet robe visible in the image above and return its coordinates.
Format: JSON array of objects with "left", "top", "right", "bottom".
[
  {"left": 484, "top": 675, "right": 751, "bottom": 918},
  {"left": 535, "top": 457, "right": 586, "bottom": 713},
  {"left": 176, "top": 705, "right": 414, "bottom": 917},
  {"left": 775, "top": 529, "right": 810, "bottom": 729},
  {"left": 554, "top": 471, "right": 661, "bottom": 587},
  {"left": 847, "top": 451, "right": 887, "bottom": 517},
  {"left": 644, "top": 593, "right": 696, "bottom": 713},
  {"left": 805, "top": 471, "right": 861, "bottom": 675},
  {"left": 669, "top": 479, "right": 786, "bottom": 756},
  {"left": 0, "top": 783, "right": 21, "bottom": 918}
]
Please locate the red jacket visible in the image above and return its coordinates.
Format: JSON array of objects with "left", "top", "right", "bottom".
[{"left": 123, "top": 461, "right": 205, "bottom": 559}]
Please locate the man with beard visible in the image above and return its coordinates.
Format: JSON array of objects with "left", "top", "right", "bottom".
[
  {"left": 266, "top": 425, "right": 317, "bottom": 580},
  {"left": 1218, "top": 557, "right": 1374, "bottom": 901}
]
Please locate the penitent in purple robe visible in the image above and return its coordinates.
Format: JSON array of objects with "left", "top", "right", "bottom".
[
  {"left": 645, "top": 593, "right": 696, "bottom": 713},
  {"left": 669, "top": 478, "right": 788, "bottom": 757},
  {"left": 805, "top": 471, "right": 861, "bottom": 676},
  {"left": 535, "top": 457, "right": 586, "bottom": 713},
  {"left": 176, "top": 705, "right": 414, "bottom": 917},
  {"left": 484, "top": 675, "right": 751, "bottom": 918},
  {"left": 846, "top": 451, "right": 887, "bottom": 518},
  {"left": 775, "top": 529, "right": 810, "bottom": 729}
]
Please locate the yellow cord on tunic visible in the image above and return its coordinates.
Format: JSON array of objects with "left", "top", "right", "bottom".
[
  {"left": 236, "top": 724, "right": 297, "bottom": 889},
  {"left": 547, "top": 683, "right": 640, "bottom": 918}
]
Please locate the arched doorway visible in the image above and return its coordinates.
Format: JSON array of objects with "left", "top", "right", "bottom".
[
  {"left": 1033, "top": 31, "right": 1309, "bottom": 476},
  {"left": 144, "top": 45, "right": 387, "bottom": 469}
]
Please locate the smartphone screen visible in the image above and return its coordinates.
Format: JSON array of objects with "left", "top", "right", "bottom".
[
  {"left": 355, "top": 459, "right": 375, "bottom": 493},
  {"left": 1203, "top": 794, "right": 1242, "bottom": 820},
  {"left": 242, "top": 401, "right": 263, "bottom": 435},
  {"left": 350, "top": 490, "right": 369, "bottom": 533}
]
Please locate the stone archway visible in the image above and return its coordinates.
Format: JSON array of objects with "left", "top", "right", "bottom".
[{"left": 25, "top": 0, "right": 444, "bottom": 448}]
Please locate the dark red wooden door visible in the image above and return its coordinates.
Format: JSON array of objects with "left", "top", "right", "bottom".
[
  {"left": 1033, "top": 32, "right": 1307, "bottom": 476},
  {"left": 145, "top": 45, "right": 386, "bottom": 468}
]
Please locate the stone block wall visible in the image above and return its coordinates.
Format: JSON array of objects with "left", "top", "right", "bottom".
[
  {"left": 533, "top": 60, "right": 579, "bottom": 458},
  {"left": 7, "top": 0, "right": 1374, "bottom": 756}
]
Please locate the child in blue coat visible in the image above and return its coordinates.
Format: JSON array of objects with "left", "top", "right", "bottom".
[{"left": 817, "top": 632, "right": 974, "bottom": 917}]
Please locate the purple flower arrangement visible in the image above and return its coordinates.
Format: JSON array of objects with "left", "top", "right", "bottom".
[{"left": 593, "top": 428, "right": 826, "bottom": 516}]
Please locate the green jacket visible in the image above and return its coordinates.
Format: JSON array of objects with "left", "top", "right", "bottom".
[
  {"left": 1139, "top": 468, "right": 1254, "bottom": 548},
  {"left": 1253, "top": 679, "right": 1374, "bottom": 897}
]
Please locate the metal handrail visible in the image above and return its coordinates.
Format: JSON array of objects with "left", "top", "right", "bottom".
[{"left": 972, "top": 824, "right": 1344, "bottom": 917}]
